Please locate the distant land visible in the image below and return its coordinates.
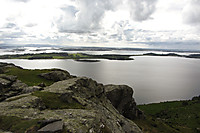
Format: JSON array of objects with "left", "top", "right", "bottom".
[
  {"left": 1, "top": 44, "right": 200, "bottom": 53},
  {"left": 0, "top": 52, "right": 133, "bottom": 61},
  {"left": 1, "top": 45, "right": 200, "bottom": 61},
  {"left": 0, "top": 52, "right": 200, "bottom": 61}
]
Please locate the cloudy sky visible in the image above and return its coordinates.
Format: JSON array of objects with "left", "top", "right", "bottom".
[{"left": 0, "top": 0, "right": 200, "bottom": 49}]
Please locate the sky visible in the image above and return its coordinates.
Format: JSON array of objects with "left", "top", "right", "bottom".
[{"left": 0, "top": 0, "right": 200, "bottom": 49}]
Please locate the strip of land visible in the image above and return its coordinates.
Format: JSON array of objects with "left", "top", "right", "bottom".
[
  {"left": 0, "top": 53, "right": 133, "bottom": 61},
  {"left": 1, "top": 52, "right": 200, "bottom": 61}
]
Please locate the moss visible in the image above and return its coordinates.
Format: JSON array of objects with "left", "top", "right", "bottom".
[
  {"left": 32, "top": 91, "right": 85, "bottom": 109},
  {"left": 0, "top": 115, "right": 41, "bottom": 133},
  {"left": 5, "top": 67, "right": 54, "bottom": 86}
]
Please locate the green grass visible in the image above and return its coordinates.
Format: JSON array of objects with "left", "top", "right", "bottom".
[
  {"left": 134, "top": 116, "right": 179, "bottom": 133},
  {"left": 5, "top": 67, "right": 54, "bottom": 86},
  {"left": 32, "top": 91, "right": 85, "bottom": 109},
  {"left": 0, "top": 115, "right": 41, "bottom": 133},
  {"left": 137, "top": 99, "right": 200, "bottom": 133}
]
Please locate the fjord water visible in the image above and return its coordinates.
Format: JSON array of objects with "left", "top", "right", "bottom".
[{"left": 1, "top": 56, "right": 200, "bottom": 104}]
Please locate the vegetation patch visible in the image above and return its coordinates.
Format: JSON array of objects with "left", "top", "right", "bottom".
[
  {"left": 134, "top": 116, "right": 179, "bottom": 133},
  {"left": 137, "top": 97, "right": 200, "bottom": 133},
  {"left": 5, "top": 67, "right": 54, "bottom": 86},
  {"left": 32, "top": 91, "right": 85, "bottom": 109},
  {"left": 0, "top": 115, "right": 41, "bottom": 133}
]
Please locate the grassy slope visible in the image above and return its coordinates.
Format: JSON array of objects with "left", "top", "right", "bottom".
[
  {"left": 5, "top": 67, "right": 54, "bottom": 86},
  {"left": 137, "top": 98, "right": 200, "bottom": 133}
]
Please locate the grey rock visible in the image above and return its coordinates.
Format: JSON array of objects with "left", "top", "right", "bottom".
[
  {"left": 38, "top": 119, "right": 62, "bottom": 128},
  {"left": 105, "top": 85, "right": 144, "bottom": 120},
  {"left": 0, "top": 75, "right": 17, "bottom": 82},
  {"left": 38, "top": 120, "right": 63, "bottom": 132},
  {"left": 11, "top": 80, "right": 28, "bottom": 91},
  {"left": 22, "top": 86, "right": 42, "bottom": 93},
  {"left": 0, "top": 77, "right": 29, "bottom": 101},
  {"left": 0, "top": 78, "right": 11, "bottom": 88},
  {"left": 39, "top": 70, "right": 71, "bottom": 81}
]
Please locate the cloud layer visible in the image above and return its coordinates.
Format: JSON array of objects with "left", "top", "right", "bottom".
[{"left": 0, "top": 0, "right": 199, "bottom": 49}]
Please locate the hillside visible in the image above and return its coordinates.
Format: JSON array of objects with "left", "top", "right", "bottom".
[{"left": 136, "top": 97, "right": 200, "bottom": 133}]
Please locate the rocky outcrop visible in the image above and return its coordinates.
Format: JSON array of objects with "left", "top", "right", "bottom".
[
  {"left": 105, "top": 85, "right": 144, "bottom": 120},
  {"left": 0, "top": 75, "right": 22, "bottom": 101},
  {"left": 0, "top": 77, "right": 142, "bottom": 133},
  {"left": 0, "top": 75, "right": 43, "bottom": 101},
  {"left": 0, "top": 62, "right": 142, "bottom": 133},
  {"left": 39, "top": 70, "right": 72, "bottom": 82}
]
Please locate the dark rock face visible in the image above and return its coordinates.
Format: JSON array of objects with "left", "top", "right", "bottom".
[
  {"left": 105, "top": 85, "right": 144, "bottom": 120},
  {"left": 39, "top": 70, "right": 72, "bottom": 81},
  {"left": 0, "top": 75, "right": 23, "bottom": 101}
]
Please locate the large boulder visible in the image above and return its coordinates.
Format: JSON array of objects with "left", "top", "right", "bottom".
[
  {"left": 105, "top": 85, "right": 144, "bottom": 120},
  {"left": 39, "top": 70, "right": 72, "bottom": 82}
]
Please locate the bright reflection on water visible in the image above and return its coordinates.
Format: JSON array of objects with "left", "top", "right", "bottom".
[{"left": 1, "top": 56, "right": 200, "bottom": 104}]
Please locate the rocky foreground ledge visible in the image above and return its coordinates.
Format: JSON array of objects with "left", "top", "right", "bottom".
[{"left": 0, "top": 62, "right": 143, "bottom": 133}]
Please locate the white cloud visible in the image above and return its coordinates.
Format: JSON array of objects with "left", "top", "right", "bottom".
[
  {"left": 0, "top": 0, "right": 199, "bottom": 49},
  {"left": 57, "top": 0, "right": 121, "bottom": 33}
]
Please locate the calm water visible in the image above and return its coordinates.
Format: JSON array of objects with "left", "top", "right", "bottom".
[{"left": 1, "top": 56, "right": 200, "bottom": 104}]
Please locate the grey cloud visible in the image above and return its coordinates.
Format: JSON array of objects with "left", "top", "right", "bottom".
[
  {"left": 61, "top": 5, "right": 79, "bottom": 17},
  {"left": 3, "top": 23, "right": 16, "bottom": 29},
  {"left": 183, "top": 0, "right": 200, "bottom": 26},
  {"left": 128, "top": 0, "right": 157, "bottom": 21},
  {"left": 124, "top": 29, "right": 134, "bottom": 41},
  {"left": 57, "top": 0, "right": 121, "bottom": 34},
  {"left": 11, "top": 0, "right": 30, "bottom": 2},
  {"left": 59, "top": 29, "right": 91, "bottom": 34},
  {"left": 0, "top": 31, "right": 25, "bottom": 39},
  {"left": 25, "top": 23, "right": 37, "bottom": 27}
]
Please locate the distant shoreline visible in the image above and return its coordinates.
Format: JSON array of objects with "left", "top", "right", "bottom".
[{"left": 0, "top": 52, "right": 200, "bottom": 60}]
